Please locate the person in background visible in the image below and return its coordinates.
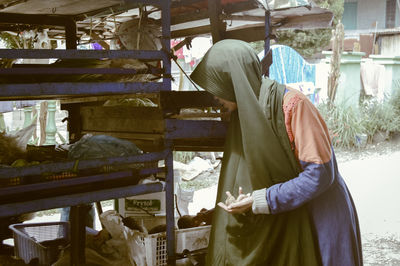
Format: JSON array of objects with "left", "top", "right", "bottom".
[{"left": 190, "top": 39, "right": 362, "bottom": 266}]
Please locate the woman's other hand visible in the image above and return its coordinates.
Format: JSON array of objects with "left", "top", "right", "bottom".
[{"left": 217, "top": 187, "right": 253, "bottom": 214}]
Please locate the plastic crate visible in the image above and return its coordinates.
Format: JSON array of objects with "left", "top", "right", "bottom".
[
  {"left": 143, "top": 225, "right": 211, "bottom": 266},
  {"left": 9, "top": 222, "right": 70, "bottom": 266}
]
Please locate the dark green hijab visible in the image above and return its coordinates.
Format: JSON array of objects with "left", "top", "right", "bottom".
[{"left": 190, "top": 39, "right": 321, "bottom": 265}]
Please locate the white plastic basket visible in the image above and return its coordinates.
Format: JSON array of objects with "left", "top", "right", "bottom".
[
  {"left": 143, "top": 225, "right": 211, "bottom": 266},
  {"left": 9, "top": 222, "right": 70, "bottom": 266}
]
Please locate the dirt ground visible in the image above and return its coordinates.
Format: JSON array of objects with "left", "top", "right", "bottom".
[{"left": 336, "top": 136, "right": 400, "bottom": 266}]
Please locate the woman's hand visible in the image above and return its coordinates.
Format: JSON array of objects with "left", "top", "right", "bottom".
[{"left": 217, "top": 187, "right": 253, "bottom": 214}]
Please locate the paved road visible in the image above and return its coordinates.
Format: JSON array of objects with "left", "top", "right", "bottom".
[
  {"left": 340, "top": 150, "right": 400, "bottom": 265},
  {"left": 340, "top": 150, "right": 400, "bottom": 238}
]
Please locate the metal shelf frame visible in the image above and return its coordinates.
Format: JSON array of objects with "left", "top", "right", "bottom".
[
  {"left": 0, "top": 0, "right": 177, "bottom": 264},
  {"left": 0, "top": 0, "right": 277, "bottom": 264},
  {"left": 0, "top": 175, "right": 165, "bottom": 217},
  {"left": 0, "top": 82, "right": 166, "bottom": 100}
]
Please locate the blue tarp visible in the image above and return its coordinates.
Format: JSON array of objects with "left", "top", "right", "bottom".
[{"left": 259, "top": 45, "right": 316, "bottom": 85}]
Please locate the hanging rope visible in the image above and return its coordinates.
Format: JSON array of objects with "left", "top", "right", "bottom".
[
  {"left": 172, "top": 56, "right": 201, "bottom": 91},
  {"left": 89, "top": 16, "right": 93, "bottom": 43},
  {"left": 170, "top": 37, "right": 201, "bottom": 91},
  {"left": 136, "top": 5, "right": 144, "bottom": 50}
]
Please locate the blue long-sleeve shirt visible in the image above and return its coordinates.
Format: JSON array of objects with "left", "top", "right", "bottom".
[{"left": 260, "top": 88, "right": 362, "bottom": 266}]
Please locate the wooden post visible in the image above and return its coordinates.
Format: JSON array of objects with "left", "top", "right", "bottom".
[
  {"left": 32, "top": 104, "right": 38, "bottom": 144},
  {"left": 65, "top": 18, "right": 77, "bottom": 50},
  {"left": 39, "top": 101, "right": 48, "bottom": 146},
  {"left": 208, "top": 0, "right": 225, "bottom": 43},
  {"left": 70, "top": 205, "right": 87, "bottom": 265},
  {"left": 61, "top": 104, "right": 82, "bottom": 144},
  {"left": 327, "top": 23, "right": 344, "bottom": 105}
]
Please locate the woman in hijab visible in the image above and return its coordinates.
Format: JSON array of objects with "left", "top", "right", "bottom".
[{"left": 190, "top": 39, "right": 362, "bottom": 266}]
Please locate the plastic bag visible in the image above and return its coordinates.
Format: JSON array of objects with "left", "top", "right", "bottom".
[
  {"left": 99, "top": 210, "right": 146, "bottom": 266},
  {"left": 68, "top": 134, "right": 142, "bottom": 160},
  {"left": 9, "top": 121, "right": 37, "bottom": 150},
  {"left": 52, "top": 247, "right": 114, "bottom": 266}
]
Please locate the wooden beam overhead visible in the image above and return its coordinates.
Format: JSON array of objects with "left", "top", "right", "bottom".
[
  {"left": 223, "top": 1, "right": 260, "bottom": 14},
  {"left": 171, "top": 9, "right": 209, "bottom": 25},
  {"left": 276, "top": 12, "right": 334, "bottom": 30},
  {"left": 160, "top": 91, "right": 219, "bottom": 109},
  {"left": 224, "top": 23, "right": 266, "bottom": 42},
  {"left": 220, "top": 14, "right": 265, "bottom": 22},
  {"left": 0, "top": 12, "right": 72, "bottom": 26},
  {"left": 171, "top": 24, "right": 212, "bottom": 38},
  {"left": 171, "top": 0, "right": 204, "bottom": 9},
  {"left": 170, "top": 1, "right": 264, "bottom": 25},
  {"left": 73, "top": 4, "right": 129, "bottom": 21},
  {"left": 0, "top": 25, "right": 60, "bottom": 32}
]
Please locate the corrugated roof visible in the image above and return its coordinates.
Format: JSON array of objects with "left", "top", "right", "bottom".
[{"left": 375, "top": 27, "right": 400, "bottom": 36}]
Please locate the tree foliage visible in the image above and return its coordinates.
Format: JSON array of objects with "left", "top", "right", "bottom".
[
  {"left": 314, "top": 0, "right": 344, "bottom": 25},
  {"left": 0, "top": 32, "right": 34, "bottom": 49},
  {"left": 0, "top": 32, "right": 23, "bottom": 49},
  {"left": 275, "top": 29, "right": 332, "bottom": 58},
  {"left": 249, "top": 41, "right": 265, "bottom": 54},
  {"left": 275, "top": 0, "right": 344, "bottom": 58}
]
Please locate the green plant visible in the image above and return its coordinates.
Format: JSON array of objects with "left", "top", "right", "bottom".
[
  {"left": 249, "top": 41, "right": 265, "bottom": 54},
  {"left": 173, "top": 151, "right": 195, "bottom": 164},
  {"left": 318, "top": 102, "right": 365, "bottom": 149},
  {"left": 319, "top": 87, "right": 400, "bottom": 149},
  {"left": 389, "top": 80, "right": 400, "bottom": 114},
  {"left": 360, "top": 98, "right": 400, "bottom": 141}
]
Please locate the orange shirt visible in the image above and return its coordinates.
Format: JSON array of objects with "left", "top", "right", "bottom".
[{"left": 283, "top": 87, "right": 332, "bottom": 165}]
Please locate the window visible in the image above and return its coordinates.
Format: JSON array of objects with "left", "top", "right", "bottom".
[
  {"left": 386, "top": 0, "right": 396, "bottom": 28},
  {"left": 343, "top": 2, "right": 358, "bottom": 30}
]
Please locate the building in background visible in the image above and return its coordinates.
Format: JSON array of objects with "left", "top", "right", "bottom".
[
  {"left": 343, "top": 0, "right": 399, "bottom": 32},
  {"left": 342, "top": 0, "right": 400, "bottom": 56}
]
